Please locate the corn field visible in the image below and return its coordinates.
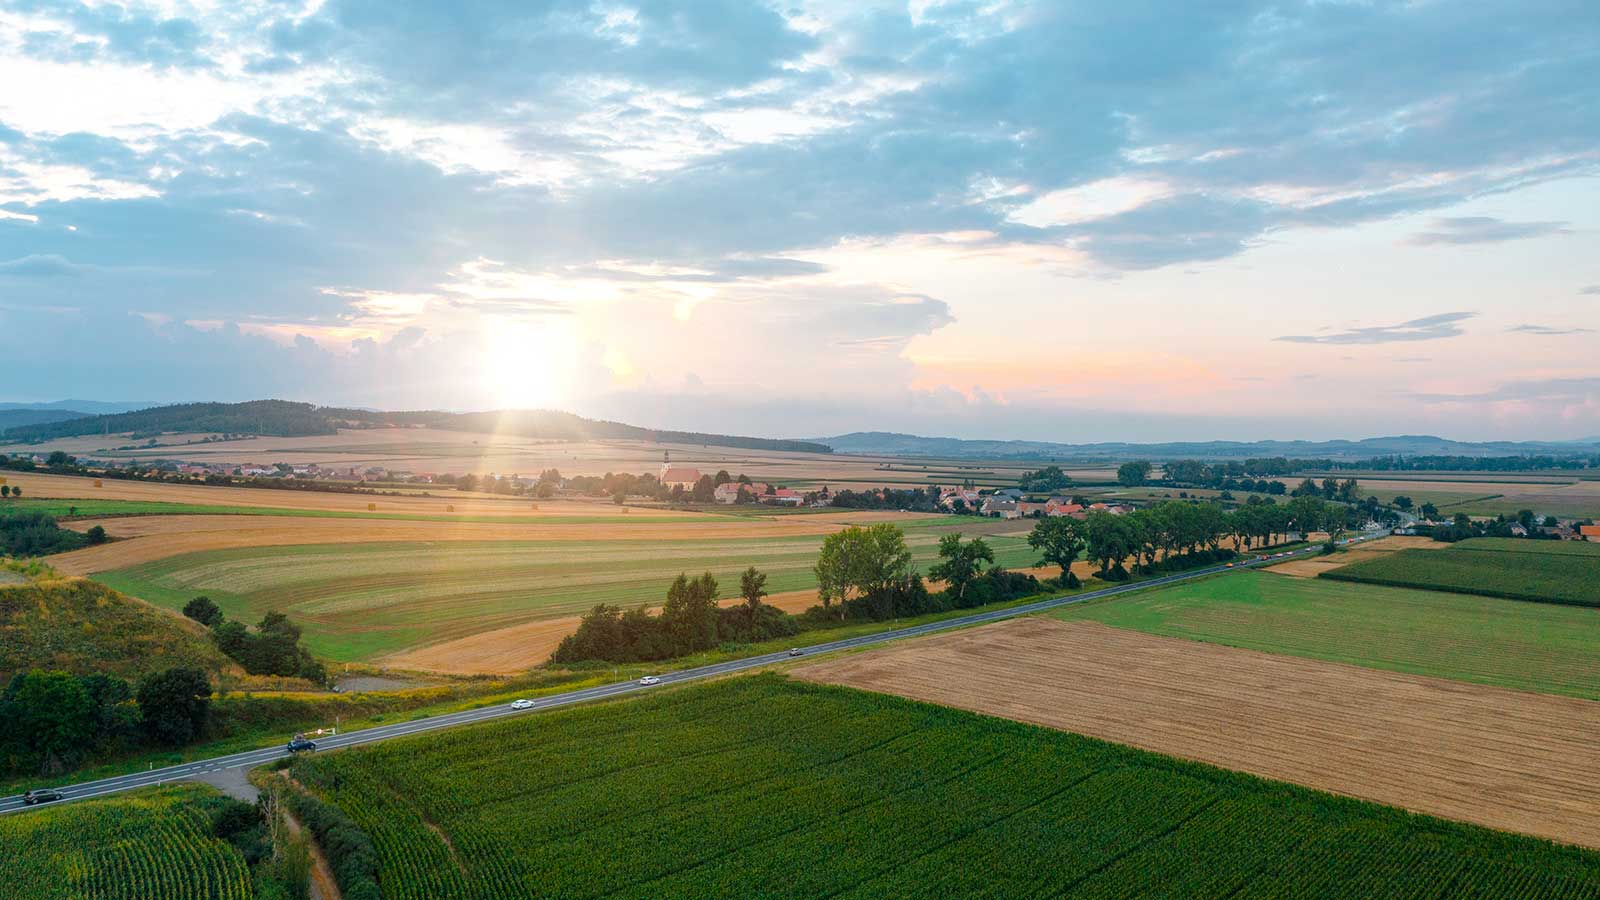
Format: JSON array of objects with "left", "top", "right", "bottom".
[
  {"left": 0, "top": 785, "right": 253, "bottom": 900},
  {"left": 289, "top": 674, "right": 1600, "bottom": 899}
]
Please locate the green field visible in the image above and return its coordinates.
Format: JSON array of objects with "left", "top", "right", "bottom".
[
  {"left": 286, "top": 675, "right": 1600, "bottom": 899},
  {"left": 5, "top": 496, "right": 706, "bottom": 525},
  {"left": 0, "top": 785, "right": 253, "bottom": 900},
  {"left": 95, "top": 530, "right": 1038, "bottom": 662},
  {"left": 1052, "top": 570, "right": 1600, "bottom": 699},
  {"left": 1322, "top": 538, "right": 1600, "bottom": 608}
]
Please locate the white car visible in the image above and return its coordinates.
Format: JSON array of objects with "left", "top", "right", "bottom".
[
  {"left": 510, "top": 699, "right": 535, "bottom": 710},
  {"left": 638, "top": 676, "right": 661, "bottom": 686}
]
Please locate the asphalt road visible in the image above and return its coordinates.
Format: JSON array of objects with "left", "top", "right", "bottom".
[{"left": 0, "top": 531, "right": 1387, "bottom": 816}]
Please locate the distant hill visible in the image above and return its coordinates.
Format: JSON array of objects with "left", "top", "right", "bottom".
[
  {"left": 0, "top": 400, "right": 833, "bottom": 455},
  {"left": 0, "top": 409, "right": 90, "bottom": 435},
  {"left": 0, "top": 400, "right": 157, "bottom": 415},
  {"left": 821, "top": 431, "right": 1600, "bottom": 461}
]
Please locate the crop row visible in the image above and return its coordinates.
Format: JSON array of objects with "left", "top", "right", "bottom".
[
  {"left": 0, "top": 786, "right": 253, "bottom": 900},
  {"left": 1324, "top": 546, "right": 1600, "bottom": 608},
  {"left": 289, "top": 675, "right": 1600, "bottom": 900}
]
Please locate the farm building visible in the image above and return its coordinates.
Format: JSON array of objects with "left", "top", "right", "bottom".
[{"left": 659, "top": 467, "right": 703, "bottom": 491}]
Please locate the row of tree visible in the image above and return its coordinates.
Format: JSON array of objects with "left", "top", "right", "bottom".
[
  {"left": 552, "top": 569, "right": 799, "bottom": 663},
  {"left": 0, "top": 667, "right": 212, "bottom": 775},
  {"left": 0, "top": 509, "right": 106, "bottom": 556}
]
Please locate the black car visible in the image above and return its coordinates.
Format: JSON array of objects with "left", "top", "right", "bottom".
[
  {"left": 287, "top": 737, "right": 318, "bottom": 753},
  {"left": 22, "top": 788, "right": 63, "bottom": 805}
]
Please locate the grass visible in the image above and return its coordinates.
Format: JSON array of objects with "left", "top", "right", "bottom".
[
  {"left": 1051, "top": 569, "right": 1600, "bottom": 700},
  {"left": 1, "top": 576, "right": 234, "bottom": 682},
  {"left": 94, "top": 532, "right": 1040, "bottom": 662},
  {"left": 1322, "top": 538, "right": 1600, "bottom": 608},
  {"left": 0, "top": 784, "right": 253, "bottom": 900},
  {"left": 4, "top": 496, "right": 707, "bottom": 524},
  {"left": 286, "top": 675, "right": 1600, "bottom": 899}
]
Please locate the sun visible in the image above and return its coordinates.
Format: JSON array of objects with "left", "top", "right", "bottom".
[{"left": 478, "top": 318, "right": 580, "bottom": 410}]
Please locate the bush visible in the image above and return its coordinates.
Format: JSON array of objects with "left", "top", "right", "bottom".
[
  {"left": 0, "top": 509, "right": 87, "bottom": 556},
  {"left": 286, "top": 791, "right": 381, "bottom": 900}
]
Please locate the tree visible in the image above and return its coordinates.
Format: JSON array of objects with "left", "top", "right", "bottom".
[
  {"left": 183, "top": 596, "right": 225, "bottom": 628},
  {"left": 8, "top": 485, "right": 17, "bottom": 498},
  {"left": 136, "top": 667, "right": 212, "bottom": 746},
  {"left": 739, "top": 566, "right": 768, "bottom": 613},
  {"left": 1116, "top": 461, "right": 1152, "bottom": 487},
  {"left": 1027, "top": 516, "right": 1087, "bottom": 575},
  {"left": 1083, "top": 512, "right": 1136, "bottom": 575},
  {"left": 659, "top": 572, "right": 720, "bottom": 653},
  {"left": 1392, "top": 495, "right": 1414, "bottom": 511},
  {"left": 1, "top": 485, "right": 8, "bottom": 498},
  {"left": 928, "top": 533, "right": 993, "bottom": 604},
  {"left": 2, "top": 671, "right": 96, "bottom": 773},
  {"left": 691, "top": 475, "right": 716, "bottom": 503},
  {"left": 813, "top": 524, "right": 913, "bottom": 620},
  {"left": 46, "top": 451, "right": 74, "bottom": 466},
  {"left": 85, "top": 524, "right": 107, "bottom": 544},
  {"left": 1018, "top": 465, "right": 1072, "bottom": 492},
  {"left": 714, "top": 470, "right": 732, "bottom": 486},
  {"left": 1420, "top": 502, "right": 1439, "bottom": 519}
]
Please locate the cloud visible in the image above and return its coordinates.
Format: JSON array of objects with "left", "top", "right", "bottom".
[
  {"left": 1412, "top": 377, "right": 1600, "bottom": 403},
  {"left": 0, "top": 254, "right": 87, "bottom": 277},
  {"left": 1507, "top": 324, "right": 1594, "bottom": 336},
  {"left": 1581, "top": 286, "right": 1600, "bottom": 296},
  {"left": 1406, "top": 217, "right": 1571, "bottom": 246},
  {"left": 1277, "top": 312, "right": 1476, "bottom": 345}
]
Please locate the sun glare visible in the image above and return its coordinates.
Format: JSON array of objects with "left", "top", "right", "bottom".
[{"left": 478, "top": 318, "right": 579, "bottom": 409}]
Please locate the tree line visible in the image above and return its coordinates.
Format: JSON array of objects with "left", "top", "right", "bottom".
[{"left": 1, "top": 667, "right": 213, "bottom": 776}]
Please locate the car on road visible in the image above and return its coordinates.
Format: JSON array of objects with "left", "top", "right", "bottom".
[
  {"left": 638, "top": 675, "right": 661, "bottom": 686},
  {"left": 287, "top": 737, "right": 318, "bottom": 753},
  {"left": 1224, "top": 562, "right": 1234, "bottom": 568},
  {"left": 22, "top": 788, "right": 63, "bottom": 806},
  {"left": 510, "top": 699, "right": 535, "bottom": 710},
  {"left": 788, "top": 648, "right": 804, "bottom": 657}
]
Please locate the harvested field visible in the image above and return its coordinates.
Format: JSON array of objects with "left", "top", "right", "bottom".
[
  {"left": 90, "top": 528, "right": 1039, "bottom": 663},
  {"left": 1350, "top": 476, "right": 1600, "bottom": 518},
  {"left": 1323, "top": 537, "right": 1600, "bottom": 608},
  {"left": 1271, "top": 534, "right": 1446, "bottom": 577},
  {"left": 7, "top": 429, "right": 1087, "bottom": 489},
  {"left": 796, "top": 617, "right": 1600, "bottom": 848},
  {"left": 50, "top": 512, "right": 847, "bottom": 573}
]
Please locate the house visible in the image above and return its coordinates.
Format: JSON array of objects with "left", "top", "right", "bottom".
[
  {"left": 1579, "top": 525, "right": 1600, "bottom": 540},
  {"left": 660, "top": 467, "right": 703, "bottom": 491},
  {"left": 767, "top": 488, "right": 804, "bottom": 506},
  {"left": 1047, "top": 502, "right": 1083, "bottom": 518},
  {"left": 938, "top": 487, "right": 981, "bottom": 510},
  {"left": 1017, "top": 500, "right": 1052, "bottom": 517},
  {"left": 1508, "top": 523, "right": 1528, "bottom": 537},
  {"left": 713, "top": 481, "right": 769, "bottom": 503},
  {"left": 981, "top": 497, "right": 1021, "bottom": 519}
]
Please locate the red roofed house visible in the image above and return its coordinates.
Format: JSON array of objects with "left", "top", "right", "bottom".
[
  {"left": 660, "top": 467, "right": 703, "bottom": 491},
  {"left": 1578, "top": 524, "right": 1599, "bottom": 540}
]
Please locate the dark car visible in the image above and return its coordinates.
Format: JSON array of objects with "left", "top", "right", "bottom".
[
  {"left": 287, "top": 737, "right": 318, "bottom": 753},
  {"left": 23, "top": 788, "right": 63, "bottom": 805}
]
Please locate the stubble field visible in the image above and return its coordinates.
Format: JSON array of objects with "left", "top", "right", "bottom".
[{"left": 795, "top": 617, "right": 1600, "bottom": 849}]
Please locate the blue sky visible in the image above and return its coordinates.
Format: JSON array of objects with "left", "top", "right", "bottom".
[{"left": 1, "top": 0, "right": 1596, "bottom": 441}]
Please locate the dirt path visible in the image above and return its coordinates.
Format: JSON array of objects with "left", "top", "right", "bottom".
[
  {"left": 795, "top": 617, "right": 1600, "bottom": 849},
  {"left": 280, "top": 799, "right": 341, "bottom": 900}
]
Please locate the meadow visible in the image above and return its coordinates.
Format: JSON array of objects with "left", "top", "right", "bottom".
[
  {"left": 287, "top": 675, "right": 1600, "bottom": 899},
  {"left": 0, "top": 785, "right": 253, "bottom": 900},
  {"left": 4, "top": 496, "right": 706, "bottom": 525},
  {"left": 1052, "top": 569, "right": 1600, "bottom": 699},
  {"left": 94, "top": 521, "right": 1038, "bottom": 663},
  {"left": 1322, "top": 538, "right": 1600, "bottom": 608}
]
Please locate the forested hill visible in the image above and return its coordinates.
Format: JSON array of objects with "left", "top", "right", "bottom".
[{"left": 0, "top": 401, "right": 833, "bottom": 454}]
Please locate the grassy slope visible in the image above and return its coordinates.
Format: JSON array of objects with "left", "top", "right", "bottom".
[
  {"left": 0, "top": 784, "right": 253, "bottom": 900},
  {"left": 1322, "top": 539, "right": 1600, "bottom": 608},
  {"left": 0, "top": 577, "right": 234, "bottom": 681},
  {"left": 94, "top": 532, "right": 1039, "bottom": 662},
  {"left": 1052, "top": 570, "right": 1600, "bottom": 700},
  {"left": 288, "top": 675, "right": 1600, "bottom": 899}
]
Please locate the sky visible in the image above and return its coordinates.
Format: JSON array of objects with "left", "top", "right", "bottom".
[{"left": 1, "top": 0, "right": 1597, "bottom": 442}]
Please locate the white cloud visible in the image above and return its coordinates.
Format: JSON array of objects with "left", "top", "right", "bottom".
[{"left": 1008, "top": 176, "right": 1175, "bottom": 228}]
